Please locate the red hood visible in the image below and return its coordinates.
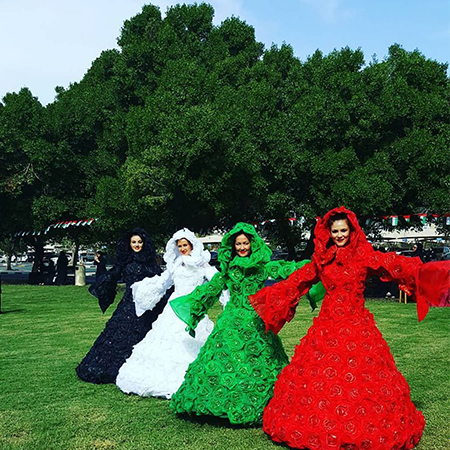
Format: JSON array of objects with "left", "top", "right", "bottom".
[{"left": 313, "top": 206, "right": 372, "bottom": 267}]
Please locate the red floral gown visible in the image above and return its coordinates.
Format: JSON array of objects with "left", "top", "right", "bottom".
[{"left": 250, "top": 207, "right": 450, "bottom": 450}]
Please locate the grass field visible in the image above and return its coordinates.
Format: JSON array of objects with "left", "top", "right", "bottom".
[{"left": 0, "top": 285, "right": 449, "bottom": 450}]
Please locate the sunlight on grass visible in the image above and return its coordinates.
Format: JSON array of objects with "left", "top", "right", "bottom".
[{"left": 0, "top": 285, "right": 449, "bottom": 450}]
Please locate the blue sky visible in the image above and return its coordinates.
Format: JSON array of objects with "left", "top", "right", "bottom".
[{"left": 1, "top": 0, "right": 449, "bottom": 106}]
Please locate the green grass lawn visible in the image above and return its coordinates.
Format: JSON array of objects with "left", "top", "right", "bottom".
[{"left": 0, "top": 285, "right": 449, "bottom": 450}]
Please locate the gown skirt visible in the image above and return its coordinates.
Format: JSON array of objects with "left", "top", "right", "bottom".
[
  {"left": 170, "top": 301, "right": 289, "bottom": 425},
  {"left": 76, "top": 289, "right": 169, "bottom": 384},
  {"left": 116, "top": 305, "right": 214, "bottom": 398},
  {"left": 261, "top": 296, "right": 425, "bottom": 450}
]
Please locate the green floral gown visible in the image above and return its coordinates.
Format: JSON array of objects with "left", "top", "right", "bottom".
[{"left": 170, "top": 223, "right": 324, "bottom": 425}]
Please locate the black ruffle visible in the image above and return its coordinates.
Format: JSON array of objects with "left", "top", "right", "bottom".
[
  {"left": 88, "top": 272, "right": 118, "bottom": 313},
  {"left": 76, "top": 229, "right": 167, "bottom": 384},
  {"left": 76, "top": 287, "right": 171, "bottom": 384},
  {"left": 116, "top": 228, "right": 159, "bottom": 267}
]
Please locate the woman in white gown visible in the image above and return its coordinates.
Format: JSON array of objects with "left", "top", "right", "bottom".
[{"left": 116, "top": 228, "right": 228, "bottom": 399}]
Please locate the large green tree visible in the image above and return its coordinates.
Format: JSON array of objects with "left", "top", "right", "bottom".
[
  {"left": 2, "top": 4, "right": 449, "bottom": 256},
  {"left": 0, "top": 88, "right": 47, "bottom": 267}
]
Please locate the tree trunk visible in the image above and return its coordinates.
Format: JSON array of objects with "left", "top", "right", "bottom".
[
  {"left": 299, "top": 225, "right": 315, "bottom": 260},
  {"left": 286, "top": 243, "right": 296, "bottom": 261},
  {"left": 275, "top": 219, "right": 297, "bottom": 261},
  {"left": 73, "top": 235, "right": 80, "bottom": 267},
  {"left": 31, "top": 238, "right": 44, "bottom": 272},
  {"left": 27, "top": 237, "right": 45, "bottom": 285},
  {"left": 6, "top": 254, "right": 12, "bottom": 271},
  {"left": 6, "top": 238, "right": 14, "bottom": 270}
]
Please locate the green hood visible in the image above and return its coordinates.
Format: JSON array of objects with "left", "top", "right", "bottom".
[{"left": 218, "top": 222, "right": 272, "bottom": 273}]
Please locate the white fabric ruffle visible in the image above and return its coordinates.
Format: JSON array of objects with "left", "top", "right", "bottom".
[
  {"left": 116, "top": 306, "right": 213, "bottom": 398},
  {"left": 132, "top": 270, "right": 172, "bottom": 317},
  {"left": 117, "top": 228, "right": 222, "bottom": 398}
]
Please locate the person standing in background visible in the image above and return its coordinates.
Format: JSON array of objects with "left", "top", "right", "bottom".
[
  {"left": 94, "top": 251, "right": 107, "bottom": 279},
  {"left": 411, "top": 243, "right": 425, "bottom": 262},
  {"left": 55, "top": 251, "right": 69, "bottom": 285}
]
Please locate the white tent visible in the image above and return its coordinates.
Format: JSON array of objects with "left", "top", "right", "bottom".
[
  {"left": 198, "top": 234, "right": 224, "bottom": 245},
  {"left": 374, "top": 223, "right": 447, "bottom": 243}
]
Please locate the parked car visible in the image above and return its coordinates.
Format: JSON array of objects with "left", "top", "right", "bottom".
[
  {"left": 271, "top": 250, "right": 289, "bottom": 261},
  {"left": 433, "top": 246, "right": 450, "bottom": 261},
  {"left": 80, "top": 251, "right": 96, "bottom": 266},
  {"left": 209, "top": 251, "right": 219, "bottom": 267}
]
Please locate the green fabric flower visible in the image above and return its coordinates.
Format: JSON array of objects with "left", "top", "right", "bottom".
[
  {"left": 170, "top": 221, "right": 324, "bottom": 426},
  {"left": 218, "top": 222, "right": 272, "bottom": 274}
]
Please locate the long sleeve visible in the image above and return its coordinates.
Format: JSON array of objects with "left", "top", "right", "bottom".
[
  {"left": 204, "top": 264, "right": 230, "bottom": 308},
  {"left": 265, "top": 260, "right": 306, "bottom": 280},
  {"left": 368, "top": 251, "right": 450, "bottom": 321},
  {"left": 170, "top": 272, "right": 227, "bottom": 335},
  {"left": 250, "top": 261, "right": 321, "bottom": 334},
  {"left": 88, "top": 263, "right": 123, "bottom": 313},
  {"left": 132, "top": 269, "right": 174, "bottom": 317},
  {"left": 265, "top": 259, "right": 326, "bottom": 310}
]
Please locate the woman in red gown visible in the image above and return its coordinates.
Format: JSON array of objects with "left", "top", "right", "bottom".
[{"left": 250, "top": 206, "right": 450, "bottom": 450}]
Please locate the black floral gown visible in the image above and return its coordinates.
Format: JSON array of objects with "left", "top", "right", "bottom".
[{"left": 76, "top": 254, "right": 170, "bottom": 384}]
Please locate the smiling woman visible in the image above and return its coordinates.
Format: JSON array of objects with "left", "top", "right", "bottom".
[
  {"left": 129, "top": 235, "right": 144, "bottom": 253},
  {"left": 169, "top": 222, "right": 325, "bottom": 425},
  {"left": 176, "top": 238, "right": 193, "bottom": 256},
  {"left": 115, "top": 228, "right": 227, "bottom": 399},
  {"left": 234, "top": 233, "right": 252, "bottom": 257},
  {"left": 250, "top": 206, "right": 450, "bottom": 450},
  {"left": 76, "top": 228, "right": 169, "bottom": 385},
  {"left": 329, "top": 213, "right": 351, "bottom": 247}
]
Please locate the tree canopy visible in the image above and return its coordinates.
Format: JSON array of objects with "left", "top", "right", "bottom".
[{"left": 1, "top": 3, "right": 449, "bottom": 252}]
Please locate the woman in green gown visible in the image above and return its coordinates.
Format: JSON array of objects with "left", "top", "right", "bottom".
[{"left": 170, "top": 222, "right": 324, "bottom": 425}]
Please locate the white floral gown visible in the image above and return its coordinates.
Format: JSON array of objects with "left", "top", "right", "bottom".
[{"left": 116, "top": 229, "right": 228, "bottom": 399}]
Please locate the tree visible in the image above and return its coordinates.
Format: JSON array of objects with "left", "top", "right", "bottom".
[
  {"left": 3, "top": 5, "right": 448, "bottom": 257},
  {"left": 0, "top": 88, "right": 46, "bottom": 268}
]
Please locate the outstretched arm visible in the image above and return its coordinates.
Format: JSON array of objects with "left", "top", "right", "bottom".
[
  {"left": 170, "top": 272, "right": 227, "bottom": 336},
  {"left": 265, "top": 259, "right": 325, "bottom": 310},
  {"left": 132, "top": 269, "right": 174, "bottom": 317},
  {"left": 250, "top": 261, "right": 320, "bottom": 334},
  {"left": 368, "top": 251, "right": 450, "bottom": 321},
  {"left": 204, "top": 264, "right": 230, "bottom": 308},
  {"left": 88, "top": 263, "right": 123, "bottom": 313}
]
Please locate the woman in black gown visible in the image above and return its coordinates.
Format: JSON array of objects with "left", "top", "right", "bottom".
[{"left": 76, "top": 228, "right": 170, "bottom": 384}]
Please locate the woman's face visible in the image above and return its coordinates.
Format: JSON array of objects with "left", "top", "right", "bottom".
[
  {"left": 130, "top": 235, "right": 144, "bottom": 253},
  {"left": 235, "top": 234, "right": 251, "bottom": 257},
  {"left": 177, "top": 238, "right": 193, "bottom": 256},
  {"left": 330, "top": 219, "right": 351, "bottom": 247}
]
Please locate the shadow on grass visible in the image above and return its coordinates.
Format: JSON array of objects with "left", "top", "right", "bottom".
[
  {"left": 0, "top": 309, "right": 26, "bottom": 314},
  {"left": 175, "top": 412, "right": 260, "bottom": 429}
]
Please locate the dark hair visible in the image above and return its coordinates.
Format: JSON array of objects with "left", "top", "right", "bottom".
[
  {"left": 176, "top": 238, "right": 193, "bottom": 250},
  {"left": 117, "top": 227, "right": 157, "bottom": 265},
  {"left": 231, "top": 232, "right": 253, "bottom": 258},
  {"left": 96, "top": 250, "right": 103, "bottom": 256},
  {"left": 328, "top": 212, "right": 352, "bottom": 230},
  {"left": 412, "top": 242, "right": 423, "bottom": 255},
  {"left": 327, "top": 212, "right": 353, "bottom": 248}
]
